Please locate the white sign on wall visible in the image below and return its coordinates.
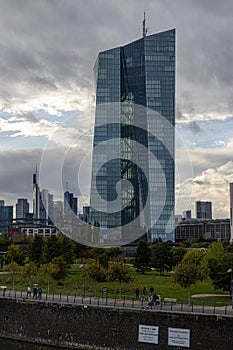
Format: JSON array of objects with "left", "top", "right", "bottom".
[
  {"left": 168, "top": 327, "right": 190, "bottom": 348},
  {"left": 138, "top": 324, "right": 159, "bottom": 344}
]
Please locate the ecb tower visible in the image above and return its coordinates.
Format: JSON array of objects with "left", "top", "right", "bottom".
[{"left": 89, "top": 23, "right": 175, "bottom": 245}]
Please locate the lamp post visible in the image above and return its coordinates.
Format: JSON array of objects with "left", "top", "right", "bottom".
[{"left": 227, "top": 268, "right": 233, "bottom": 309}]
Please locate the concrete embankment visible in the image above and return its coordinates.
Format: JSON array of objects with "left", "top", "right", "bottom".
[{"left": 1, "top": 298, "right": 233, "bottom": 349}]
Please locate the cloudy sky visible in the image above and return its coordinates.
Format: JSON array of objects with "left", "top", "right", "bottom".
[{"left": 0, "top": 0, "right": 233, "bottom": 218}]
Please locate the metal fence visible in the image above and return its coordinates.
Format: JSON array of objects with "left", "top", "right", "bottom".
[{"left": 1, "top": 289, "right": 233, "bottom": 317}]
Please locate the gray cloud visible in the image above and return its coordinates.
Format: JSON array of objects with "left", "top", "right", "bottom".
[
  {"left": 20, "top": 112, "right": 41, "bottom": 124},
  {"left": 0, "top": 142, "right": 92, "bottom": 208},
  {"left": 0, "top": 149, "right": 42, "bottom": 201},
  {"left": 183, "top": 121, "right": 202, "bottom": 133},
  {"left": 0, "top": 0, "right": 232, "bottom": 116}
]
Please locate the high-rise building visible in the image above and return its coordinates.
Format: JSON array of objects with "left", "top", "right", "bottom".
[
  {"left": 0, "top": 201, "right": 13, "bottom": 233},
  {"left": 230, "top": 183, "right": 233, "bottom": 242},
  {"left": 89, "top": 26, "right": 175, "bottom": 244},
  {"left": 0, "top": 200, "right": 5, "bottom": 233},
  {"left": 4, "top": 206, "right": 13, "bottom": 226},
  {"left": 64, "top": 191, "right": 78, "bottom": 215},
  {"left": 40, "top": 189, "right": 53, "bottom": 223},
  {"left": 53, "top": 201, "right": 63, "bottom": 222},
  {"left": 33, "top": 172, "right": 40, "bottom": 220},
  {"left": 16, "top": 198, "right": 29, "bottom": 222},
  {"left": 183, "top": 210, "right": 191, "bottom": 220},
  {"left": 196, "top": 201, "right": 212, "bottom": 220},
  {"left": 83, "top": 206, "right": 90, "bottom": 223}
]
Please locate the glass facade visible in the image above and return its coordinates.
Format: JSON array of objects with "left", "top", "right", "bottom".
[
  {"left": 90, "top": 30, "right": 175, "bottom": 244},
  {"left": 196, "top": 201, "right": 212, "bottom": 219}
]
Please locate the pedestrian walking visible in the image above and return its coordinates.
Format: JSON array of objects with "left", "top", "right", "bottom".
[
  {"left": 27, "top": 285, "right": 31, "bottom": 298},
  {"left": 33, "top": 286, "right": 38, "bottom": 299},
  {"left": 38, "top": 287, "right": 42, "bottom": 300},
  {"left": 135, "top": 288, "right": 140, "bottom": 299},
  {"left": 148, "top": 294, "right": 153, "bottom": 309},
  {"left": 152, "top": 293, "right": 157, "bottom": 306}
]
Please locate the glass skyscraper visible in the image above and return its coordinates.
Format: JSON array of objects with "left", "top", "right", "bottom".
[
  {"left": 196, "top": 201, "right": 212, "bottom": 220},
  {"left": 89, "top": 29, "right": 175, "bottom": 245}
]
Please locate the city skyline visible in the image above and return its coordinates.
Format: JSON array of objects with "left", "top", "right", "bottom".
[{"left": 0, "top": 0, "right": 233, "bottom": 219}]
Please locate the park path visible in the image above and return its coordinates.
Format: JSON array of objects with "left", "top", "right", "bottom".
[{"left": 1, "top": 289, "right": 233, "bottom": 317}]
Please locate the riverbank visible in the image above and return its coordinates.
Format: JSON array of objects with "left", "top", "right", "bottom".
[{"left": 1, "top": 297, "right": 233, "bottom": 349}]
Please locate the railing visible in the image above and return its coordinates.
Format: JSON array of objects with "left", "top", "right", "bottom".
[{"left": 1, "top": 289, "right": 233, "bottom": 316}]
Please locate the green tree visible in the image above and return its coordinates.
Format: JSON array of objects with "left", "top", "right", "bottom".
[
  {"left": 89, "top": 247, "right": 105, "bottom": 261},
  {"left": 39, "top": 261, "right": 59, "bottom": 294},
  {"left": 0, "top": 235, "right": 11, "bottom": 252},
  {"left": 22, "top": 262, "right": 38, "bottom": 288},
  {"left": 134, "top": 240, "right": 150, "bottom": 274},
  {"left": 82, "top": 260, "right": 106, "bottom": 294},
  {"left": 42, "top": 234, "right": 75, "bottom": 266},
  {"left": 108, "top": 260, "right": 132, "bottom": 297},
  {"left": 4, "top": 244, "right": 25, "bottom": 265},
  {"left": 98, "top": 247, "right": 123, "bottom": 269},
  {"left": 57, "top": 235, "right": 75, "bottom": 266},
  {"left": 150, "top": 242, "right": 172, "bottom": 274},
  {"left": 42, "top": 235, "right": 60, "bottom": 263},
  {"left": 5, "top": 261, "right": 20, "bottom": 290},
  {"left": 172, "top": 250, "right": 206, "bottom": 303},
  {"left": 212, "top": 252, "right": 233, "bottom": 293},
  {"left": 49, "top": 256, "right": 69, "bottom": 281},
  {"left": 171, "top": 246, "right": 186, "bottom": 268},
  {"left": 83, "top": 260, "right": 106, "bottom": 282},
  {"left": 202, "top": 242, "right": 225, "bottom": 292},
  {"left": 30, "top": 235, "right": 44, "bottom": 265}
]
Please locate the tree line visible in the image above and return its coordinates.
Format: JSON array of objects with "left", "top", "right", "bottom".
[
  {"left": 134, "top": 239, "right": 233, "bottom": 302},
  {"left": 1, "top": 232, "right": 233, "bottom": 300}
]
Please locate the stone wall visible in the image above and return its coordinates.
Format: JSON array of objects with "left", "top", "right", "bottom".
[{"left": 0, "top": 298, "right": 233, "bottom": 349}]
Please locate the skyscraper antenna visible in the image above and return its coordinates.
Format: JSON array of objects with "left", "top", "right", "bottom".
[{"left": 142, "top": 12, "right": 148, "bottom": 38}]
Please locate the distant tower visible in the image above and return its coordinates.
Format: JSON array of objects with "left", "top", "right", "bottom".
[
  {"left": 64, "top": 189, "right": 78, "bottom": 215},
  {"left": 230, "top": 183, "right": 233, "bottom": 242},
  {"left": 16, "top": 198, "right": 29, "bottom": 222},
  {"left": 196, "top": 201, "right": 212, "bottom": 219},
  {"left": 183, "top": 210, "right": 191, "bottom": 220},
  {"left": 33, "top": 169, "right": 40, "bottom": 220},
  {"left": 39, "top": 189, "right": 54, "bottom": 224}
]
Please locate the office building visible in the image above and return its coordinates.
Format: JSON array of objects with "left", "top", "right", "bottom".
[
  {"left": 53, "top": 201, "right": 63, "bottom": 222},
  {"left": 196, "top": 201, "right": 212, "bottom": 219},
  {"left": 64, "top": 191, "right": 78, "bottom": 215},
  {"left": 40, "top": 189, "right": 54, "bottom": 224},
  {"left": 183, "top": 210, "right": 191, "bottom": 219},
  {"left": 89, "top": 25, "right": 175, "bottom": 244},
  {"left": 0, "top": 201, "right": 13, "bottom": 233},
  {"left": 83, "top": 206, "right": 90, "bottom": 223},
  {"left": 175, "top": 219, "right": 230, "bottom": 242},
  {"left": 0, "top": 201, "right": 5, "bottom": 233},
  {"left": 33, "top": 172, "right": 40, "bottom": 220},
  {"left": 8, "top": 223, "right": 58, "bottom": 238},
  {"left": 230, "top": 183, "right": 233, "bottom": 242},
  {"left": 16, "top": 198, "right": 30, "bottom": 222}
]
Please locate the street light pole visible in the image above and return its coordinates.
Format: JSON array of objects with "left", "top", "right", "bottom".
[{"left": 227, "top": 268, "right": 233, "bottom": 309}]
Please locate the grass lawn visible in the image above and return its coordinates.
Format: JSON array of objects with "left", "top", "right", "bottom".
[{"left": 0, "top": 265, "right": 230, "bottom": 304}]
